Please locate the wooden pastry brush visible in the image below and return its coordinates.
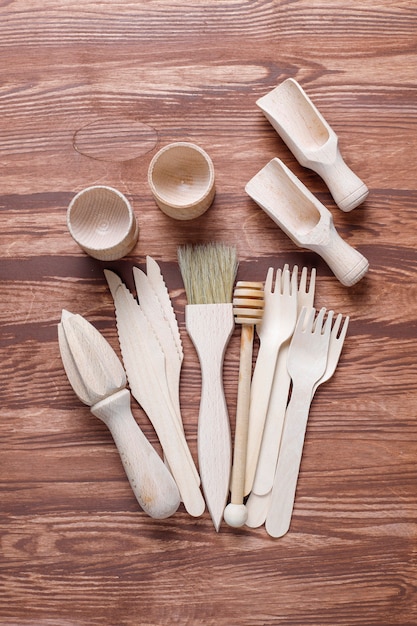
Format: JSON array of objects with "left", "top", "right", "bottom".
[{"left": 178, "top": 242, "right": 238, "bottom": 531}]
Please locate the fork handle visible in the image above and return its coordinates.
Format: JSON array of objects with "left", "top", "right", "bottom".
[
  {"left": 244, "top": 340, "right": 281, "bottom": 495},
  {"left": 265, "top": 382, "right": 313, "bottom": 538},
  {"left": 252, "top": 341, "right": 292, "bottom": 495}
]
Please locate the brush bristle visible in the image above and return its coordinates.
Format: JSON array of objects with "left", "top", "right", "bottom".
[{"left": 178, "top": 243, "right": 238, "bottom": 305}]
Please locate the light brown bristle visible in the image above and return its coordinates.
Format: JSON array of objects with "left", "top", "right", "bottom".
[
  {"left": 233, "top": 281, "right": 264, "bottom": 325},
  {"left": 178, "top": 243, "right": 238, "bottom": 305}
]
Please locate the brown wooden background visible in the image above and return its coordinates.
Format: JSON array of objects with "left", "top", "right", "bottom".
[{"left": 1, "top": 1, "right": 416, "bottom": 624}]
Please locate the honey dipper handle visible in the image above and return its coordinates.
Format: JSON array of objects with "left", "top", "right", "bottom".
[
  {"left": 224, "top": 324, "right": 254, "bottom": 528},
  {"left": 310, "top": 219, "right": 369, "bottom": 287},
  {"left": 91, "top": 388, "right": 180, "bottom": 519},
  {"left": 229, "top": 323, "right": 254, "bottom": 502}
]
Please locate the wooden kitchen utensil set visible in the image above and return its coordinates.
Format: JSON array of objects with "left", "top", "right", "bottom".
[{"left": 59, "top": 78, "right": 365, "bottom": 535}]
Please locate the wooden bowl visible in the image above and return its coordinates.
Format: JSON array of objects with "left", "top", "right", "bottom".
[
  {"left": 148, "top": 142, "right": 215, "bottom": 220},
  {"left": 67, "top": 186, "right": 139, "bottom": 261}
]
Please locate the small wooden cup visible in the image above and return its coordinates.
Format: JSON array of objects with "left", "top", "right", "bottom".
[
  {"left": 67, "top": 186, "right": 139, "bottom": 261},
  {"left": 148, "top": 142, "right": 215, "bottom": 220}
]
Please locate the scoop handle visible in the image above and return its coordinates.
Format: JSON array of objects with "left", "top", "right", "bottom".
[
  {"left": 313, "top": 149, "right": 369, "bottom": 212},
  {"left": 309, "top": 219, "right": 369, "bottom": 287},
  {"left": 91, "top": 388, "right": 180, "bottom": 519},
  {"left": 185, "top": 303, "right": 235, "bottom": 531}
]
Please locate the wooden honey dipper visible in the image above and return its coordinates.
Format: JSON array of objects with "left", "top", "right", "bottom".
[{"left": 224, "top": 281, "right": 264, "bottom": 527}]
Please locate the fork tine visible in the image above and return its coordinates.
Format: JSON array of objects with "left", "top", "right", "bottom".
[
  {"left": 297, "top": 267, "right": 316, "bottom": 313},
  {"left": 331, "top": 312, "right": 343, "bottom": 337},
  {"left": 298, "top": 266, "right": 308, "bottom": 293},
  {"left": 298, "top": 267, "right": 316, "bottom": 295},
  {"left": 265, "top": 267, "right": 274, "bottom": 292},
  {"left": 273, "top": 268, "right": 282, "bottom": 293},
  {"left": 296, "top": 306, "right": 313, "bottom": 334},
  {"left": 312, "top": 307, "right": 325, "bottom": 333},
  {"left": 308, "top": 267, "right": 316, "bottom": 295},
  {"left": 322, "top": 309, "right": 334, "bottom": 336},
  {"left": 290, "top": 265, "right": 298, "bottom": 295},
  {"left": 281, "top": 267, "right": 291, "bottom": 295},
  {"left": 336, "top": 314, "right": 350, "bottom": 341}
]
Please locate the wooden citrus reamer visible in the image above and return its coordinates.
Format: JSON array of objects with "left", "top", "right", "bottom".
[
  {"left": 224, "top": 281, "right": 264, "bottom": 528},
  {"left": 58, "top": 310, "right": 181, "bottom": 520}
]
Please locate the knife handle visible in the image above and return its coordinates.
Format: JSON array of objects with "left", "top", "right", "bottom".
[
  {"left": 185, "top": 303, "right": 235, "bottom": 531},
  {"left": 91, "top": 388, "right": 181, "bottom": 519}
]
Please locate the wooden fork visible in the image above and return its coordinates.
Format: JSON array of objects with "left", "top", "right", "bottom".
[
  {"left": 252, "top": 266, "right": 315, "bottom": 496},
  {"left": 246, "top": 267, "right": 316, "bottom": 528},
  {"left": 265, "top": 307, "right": 333, "bottom": 538},
  {"left": 244, "top": 267, "right": 297, "bottom": 495}
]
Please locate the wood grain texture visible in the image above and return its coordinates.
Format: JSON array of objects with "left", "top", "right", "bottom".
[{"left": 1, "top": 1, "right": 417, "bottom": 624}]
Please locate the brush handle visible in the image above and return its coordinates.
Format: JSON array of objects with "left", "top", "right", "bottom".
[
  {"left": 91, "top": 388, "right": 180, "bottom": 519},
  {"left": 185, "top": 303, "right": 235, "bottom": 531}
]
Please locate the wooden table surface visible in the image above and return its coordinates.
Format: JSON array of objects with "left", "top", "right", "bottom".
[{"left": 1, "top": 1, "right": 416, "bottom": 624}]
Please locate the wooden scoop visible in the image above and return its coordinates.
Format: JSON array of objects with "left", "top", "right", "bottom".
[
  {"left": 257, "top": 78, "right": 368, "bottom": 212},
  {"left": 58, "top": 310, "right": 181, "bottom": 520},
  {"left": 245, "top": 158, "right": 369, "bottom": 286}
]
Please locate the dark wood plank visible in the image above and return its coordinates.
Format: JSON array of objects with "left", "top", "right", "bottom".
[{"left": 1, "top": 1, "right": 417, "bottom": 624}]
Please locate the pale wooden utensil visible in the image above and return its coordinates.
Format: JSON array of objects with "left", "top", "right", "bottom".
[
  {"left": 246, "top": 266, "right": 316, "bottom": 528},
  {"left": 244, "top": 267, "right": 297, "bottom": 496},
  {"left": 145, "top": 255, "right": 183, "bottom": 362},
  {"left": 178, "top": 243, "right": 238, "bottom": 531},
  {"left": 67, "top": 186, "right": 139, "bottom": 260},
  {"left": 132, "top": 257, "right": 193, "bottom": 481},
  {"left": 224, "top": 281, "right": 264, "bottom": 528},
  {"left": 252, "top": 266, "right": 315, "bottom": 497},
  {"left": 245, "top": 491, "right": 271, "bottom": 528},
  {"left": 257, "top": 78, "right": 369, "bottom": 212},
  {"left": 245, "top": 158, "right": 369, "bottom": 286},
  {"left": 133, "top": 261, "right": 184, "bottom": 425},
  {"left": 265, "top": 307, "right": 334, "bottom": 538},
  {"left": 104, "top": 270, "right": 204, "bottom": 517},
  {"left": 58, "top": 310, "right": 180, "bottom": 520},
  {"left": 313, "top": 313, "right": 349, "bottom": 395},
  {"left": 148, "top": 142, "right": 215, "bottom": 220}
]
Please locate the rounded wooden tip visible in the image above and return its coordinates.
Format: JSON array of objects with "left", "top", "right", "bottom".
[
  {"left": 224, "top": 503, "right": 248, "bottom": 528},
  {"left": 67, "top": 186, "right": 138, "bottom": 261},
  {"left": 233, "top": 281, "right": 264, "bottom": 325},
  {"left": 148, "top": 142, "right": 215, "bottom": 220},
  {"left": 338, "top": 183, "right": 369, "bottom": 212}
]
